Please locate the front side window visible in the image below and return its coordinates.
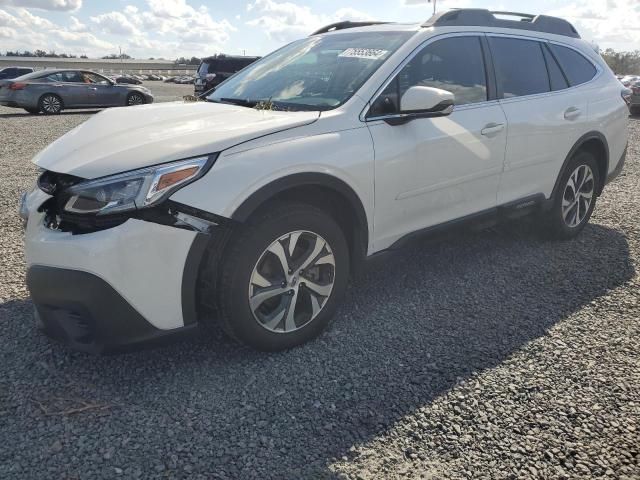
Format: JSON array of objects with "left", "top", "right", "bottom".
[
  {"left": 549, "top": 44, "right": 596, "bottom": 86},
  {"left": 82, "top": 72, "right": 110, "bottom": 84},
  {"left": 489, "top": 37, "right": 550, "bottom": 98},
  {"left": 207, "top": 31, "right": 413, "bottom": 111},
  {"left": 369, "top": 36, "right": 488, "bottom": 117}
]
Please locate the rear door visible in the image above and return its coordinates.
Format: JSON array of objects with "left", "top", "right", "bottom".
[
  {"left": 366, "top": 34, "right": 508, "bottom": 249},
  {"left": 54, "top": 71, "right": 90, "bottom": 107},
  {"left": 487, "top": 35, "right": 593, "bottom": 204}
]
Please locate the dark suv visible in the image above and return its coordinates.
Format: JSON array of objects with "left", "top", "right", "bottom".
[
  {"left": 0, "top": 66, "right": 34, "bottom": 80},
  {"left": 194, "top": 55, "right": 260, "bottom": 94}
]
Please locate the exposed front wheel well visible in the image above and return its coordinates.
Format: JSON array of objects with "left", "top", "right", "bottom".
[{"left": 232, "top": 177, "right": 369, "bottom": 278}]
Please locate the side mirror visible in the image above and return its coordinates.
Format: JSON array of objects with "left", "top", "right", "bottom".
[{"left": 400, "top": 86, "right": 454, "bottom": 116}]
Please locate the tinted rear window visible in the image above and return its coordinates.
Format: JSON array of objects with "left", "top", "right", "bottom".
[
  {"left": 489, "top": 37, "right": 550, "bottom": 98},
  {"left": 542, "top": 44, "right": 569, "bottom": 91},
  {"left": 549, "top": 44, "right": 596, "bottom": 86}
]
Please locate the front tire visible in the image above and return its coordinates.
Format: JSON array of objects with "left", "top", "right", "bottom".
[
  {"left": 545, "top": 151, "right": 600, "bottom": 239},
  {"left": 126, "top": 92, "right": 145, "bottom": 106},
  {"left": 212, "top": 202, "right": 350, "bottom": 351},
  {"left": 38, "top": 94, "right": 63, "bottom": 114}
]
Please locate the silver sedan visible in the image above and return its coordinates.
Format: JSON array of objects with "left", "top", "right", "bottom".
[{"left": 0, "top": 69, "right": 154, "bottom": 114}]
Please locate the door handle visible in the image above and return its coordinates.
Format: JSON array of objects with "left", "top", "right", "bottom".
[
  {"left": 481, "top": 123, "right": 505, "bottom": 137},
  {"left": 89, "top": 87, "right": 97, "bottom": 91},
  {"left": 564, "top": 107, "right": 581, "bottom": 120}
]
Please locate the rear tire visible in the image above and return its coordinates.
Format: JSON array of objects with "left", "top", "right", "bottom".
[
  {"left": 544, "top": 150, "right": 600, "bottom": 240},
  {"left": 210, "top": 202, "right": 349, "bottom": 351},
  {"left": 38, "top": 94, "right": 63, "bottom": 114},
  {"left": 630, "top": 106, "right": 640, "bottom": 116}
]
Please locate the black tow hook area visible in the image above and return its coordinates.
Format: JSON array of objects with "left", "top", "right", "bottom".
[{"left": 39, "top": 198, "right": 235, "bottom": 235}]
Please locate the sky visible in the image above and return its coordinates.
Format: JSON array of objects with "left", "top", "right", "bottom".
[{"left": 0, "top": 0, "right": 637, "bottom": 59}]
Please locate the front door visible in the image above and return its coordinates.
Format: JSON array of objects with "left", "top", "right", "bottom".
[
  {"left": 365, "top": 34, "right": 507, "bottom": 251},
  {"left": 83, "top": 72, "right": 121, "bottom": 107}
]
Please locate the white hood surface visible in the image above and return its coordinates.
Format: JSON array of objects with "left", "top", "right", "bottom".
[{"left": 33, "top": 101, "right": 320, "bottom": 178}]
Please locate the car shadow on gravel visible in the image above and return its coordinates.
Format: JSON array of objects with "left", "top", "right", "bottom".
[
  {"left": 0, "top": 110, "right": 101, "bottom": 118},
  {"left": 1, "top": 221, "right": 634, "bottom": 479}
]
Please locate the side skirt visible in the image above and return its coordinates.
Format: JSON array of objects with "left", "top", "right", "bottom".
[{"left": 380, "top": 193, "right": 547, "bottom": 253}]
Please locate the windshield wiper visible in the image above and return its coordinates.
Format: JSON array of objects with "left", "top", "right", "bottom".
[{"left": 218, "top": 97, "right": 260, "bottom": 108}]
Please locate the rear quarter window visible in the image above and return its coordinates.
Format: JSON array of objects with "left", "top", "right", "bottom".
[{"left": 548, "top": 44, "right": 597, "bottom": 86}]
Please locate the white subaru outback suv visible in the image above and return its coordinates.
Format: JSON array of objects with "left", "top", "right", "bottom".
[{"left": 22, "top": 9, "right": 628, "bottom": 353}]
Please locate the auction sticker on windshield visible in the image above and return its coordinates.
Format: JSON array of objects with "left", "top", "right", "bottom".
[{"left": 338, "top": 48, "right": 389, "bottom": 60}]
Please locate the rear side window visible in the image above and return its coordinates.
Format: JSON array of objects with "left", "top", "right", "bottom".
[
  {"left": 489, "top": 37, "right": 550, "bottom": 98},
  {"left": 548, "top": 44, "right": 596, "bottom": 86},
  {"left": 542, "top": 44, "right": 569, "bottom": 91}
]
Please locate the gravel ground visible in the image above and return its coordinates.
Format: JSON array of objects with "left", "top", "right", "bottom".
[{"left": 0, "top": 86, "right": 638, "bottom": 479}]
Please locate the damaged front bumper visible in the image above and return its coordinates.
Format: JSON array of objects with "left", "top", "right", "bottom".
[{"left": 22, "top": 185, "right": 230, "bottom": 353}]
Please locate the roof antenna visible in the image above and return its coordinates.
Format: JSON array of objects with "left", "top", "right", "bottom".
[{"left": 428, "top": 0, "right": 437, "bottom": 15}]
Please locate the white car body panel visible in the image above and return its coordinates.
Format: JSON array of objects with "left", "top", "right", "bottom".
[
  {"left": 25, "top": 212, "right": 195, "bottom": 330},
  {"left": 32, "top": 101, "right": 319, "bottom": 178},
  {"left": 366, "top": 102, "right": 507, "bottom": 250},
  {"left": 23, "top": 19, "right": 629, "bottom": 335}
]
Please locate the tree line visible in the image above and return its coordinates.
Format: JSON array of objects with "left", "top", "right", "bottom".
[
  {"left": 600, "top": 49, "right": 640, "bottom": 75},
  {"left": 4, "top": 50, "right": 89, "bottom": 59}
]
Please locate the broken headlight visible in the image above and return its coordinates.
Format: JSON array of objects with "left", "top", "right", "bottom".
[{"left": 61, "top": 156, "right": 214, "bottom": 215}]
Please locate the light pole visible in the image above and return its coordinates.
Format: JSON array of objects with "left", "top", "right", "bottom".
[{"left": 429, "top": 0, "right": 437, "bottom": 15}]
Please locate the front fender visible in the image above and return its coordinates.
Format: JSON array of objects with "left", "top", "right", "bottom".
[{"left": 170, "top": 127, "right": 375, "bottom": 246}]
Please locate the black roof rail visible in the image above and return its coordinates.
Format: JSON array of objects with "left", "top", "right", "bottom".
[
  {"left": 311, "top": 21, "right": 391, "bottom": 36},
  {"left": 422, "top": 9, "right": 580, "bottom": 39}
]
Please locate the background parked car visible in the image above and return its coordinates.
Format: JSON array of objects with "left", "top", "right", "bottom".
[
  {"left": 0, "top": 69, "right": 153, "bottom": 114},
  {"left": 0, "top": 66, "right": 34, "bottom": 80},
  {"left": 620, "top": 75, "right": 640, "bottom": 87},
  {"left": 628, "top": 81, "right": 640, "bottom": 115},
  {"left": 194, "top": 55, "right": 260, "bottom": 94},
  {"left": 115, "top": 75, "right": 143, "bottom": 85}
]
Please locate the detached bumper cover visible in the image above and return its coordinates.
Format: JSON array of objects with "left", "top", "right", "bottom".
[{"left": 27, "top": 266, "right": 197, "bottom": 353}]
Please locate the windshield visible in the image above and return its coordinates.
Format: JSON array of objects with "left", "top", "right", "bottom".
[{"left": 207, "top": 31, "right": 413, "bottom": 111}]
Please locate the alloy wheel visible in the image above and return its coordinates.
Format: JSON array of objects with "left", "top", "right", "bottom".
[
  {"left": 562, "top": 164, "right": 595, "bottom": 228},
  {"left": 127, "top": 94, "right": 144, "bottom": 106},
  {"left": 248, "top": 230, "right": 336, "bottom": 333},
  {"left": 42, "top": 95, "right": 61, "bottom": 114}
]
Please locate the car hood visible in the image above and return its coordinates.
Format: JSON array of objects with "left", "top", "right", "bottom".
[{"left": 33, "top": 101, "right": 320, "bottom": 178}]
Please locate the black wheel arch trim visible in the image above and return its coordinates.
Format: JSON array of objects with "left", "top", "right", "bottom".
[
  {"left": 551, "top": 131, "right": 609, "bottom": 200},
  {"left": 181, "top": 232, "right": 210, "bottom": 326},
  {"left": 232, "top": 172, "right": 369, "bottom": 271}
]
